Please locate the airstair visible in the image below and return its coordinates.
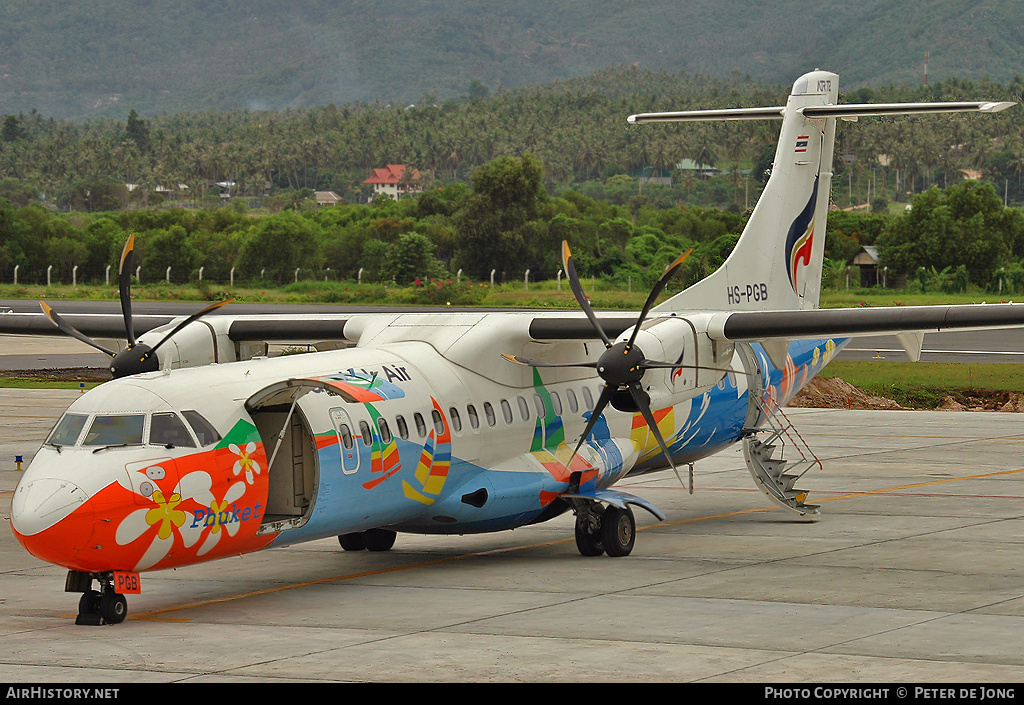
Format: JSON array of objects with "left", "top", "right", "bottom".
[{"left": 742, "top": 393, "right": 821, "bottom": 518}]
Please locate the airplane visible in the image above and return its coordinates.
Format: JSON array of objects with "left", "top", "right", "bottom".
[{"left": 6, "top": 69, "right": 1022, "bottom": 625}]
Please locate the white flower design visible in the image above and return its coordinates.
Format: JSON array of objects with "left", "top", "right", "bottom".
[
  {"left": 115, "top": 469, "right": 215, "bottom": 571},
  {"left": 229, "top": 442, "right": 262, "bottom": 484}
]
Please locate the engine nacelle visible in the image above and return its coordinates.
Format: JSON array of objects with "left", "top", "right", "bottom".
[
  {"left": 136, "top": 316, "right": 241, "bottom": 371},
  {"left": 619, "top": 314, "right": 733, "bottom": 406}
]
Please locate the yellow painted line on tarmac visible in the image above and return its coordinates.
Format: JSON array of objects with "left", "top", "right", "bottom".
[
  {"left": 812, "top": 466, "right": 1024, "bottom": 504},
  {"left": 128, "top": 549, "right": 539, "bottom": 622},
  {"left": 655, "top": 466, "right": 1024, "bottom": 529},
  {"left": 100, "top": 466, "right": 1024, "bottom": 622},
  {"left": 803, "top": 432, "right": 1024, "bottom": 441}
]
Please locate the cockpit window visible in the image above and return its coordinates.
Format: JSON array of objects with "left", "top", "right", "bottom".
[
  {"left": 150, "top": 412, "right": 196, "bottom": 448},
  {"left": 83, "top": 415, "right": 145, "bottom": 447},
  {"left": 182, "top": 410, "right": 221, "bottom": 447},
  {"left": 47, "top": 413, "right": 88, "bottom": 446}
]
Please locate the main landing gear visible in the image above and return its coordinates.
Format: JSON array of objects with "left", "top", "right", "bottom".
[
  {"left": 67, "top": 571, "right": 128, "bottom": 625},
  {"left": 574, "top": 503, "right": 636, "bottom": 557},
  {"left": 338, "top": 528, "right": 397, "bottom": 552}
]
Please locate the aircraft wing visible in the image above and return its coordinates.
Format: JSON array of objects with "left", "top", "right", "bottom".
[
  {"left": 707, "top": 303, "right": 1024, "bottom": 339},
  {"left": 0, "top": 308, "right": 642, "bottom": 344},
  {"left": 705, "top": 303, "right": 1024, "bottom": 364},
  {"left": 0, "top": 312, "right": 177, "bottom": 339},
  {"left": 7, "top": 303, "right": 1022, "bottom": 346},
  {"left": 0, "top": 311, "right": 352, "bottom": 342}
]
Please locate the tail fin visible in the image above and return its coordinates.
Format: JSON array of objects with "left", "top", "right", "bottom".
[
  {"left": 641, "top": 69, "right": 838, "bottom": 313},
  {"left": 630, "top": 70, "right": 1015, "bottom": 315}
]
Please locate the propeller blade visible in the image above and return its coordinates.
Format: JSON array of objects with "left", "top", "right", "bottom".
[
  {"left": 625, "top": 248, "right": 692, "bottom": 351},
  {"left": 627, "top": 381, "right": 679, "bottom": 474},
  {"left": 118, "top": 234, "right": 137, "bottom": 346},
  {"left": 143, "top": 298, "right": 234, "bottom": 359},
  {"left": 39, "top": 301, "right": 117, "bottom": 357},
  {"left": 501, "top": 354, "right": 597, "bottom": 369},
  {"left": 568, "top": 382, "right": 615, "bottom": 466},
  {"left": 561, "top": 240, "right": 613, "bottom": 349}
]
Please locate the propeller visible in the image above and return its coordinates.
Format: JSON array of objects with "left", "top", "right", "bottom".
[
  {"left": 505, "top": 241, "right": 697, "bottom": 473},
  {"left": 40, "top": 233, "right": 233, "bottom": 379}
]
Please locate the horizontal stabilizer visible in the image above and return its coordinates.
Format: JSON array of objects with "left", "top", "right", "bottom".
[
  {"left": 628, "top": 101, "right": 1015, "bottom": 125},
  {"left": 628, "top": 106, "right": 785, "bottom": 123},
  {"left": 801, "top": 101, "right": 1016, "bottom": 119}
]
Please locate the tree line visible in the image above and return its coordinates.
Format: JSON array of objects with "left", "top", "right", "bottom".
[
  {"left": 3, "top": 152, "right": 1023, "bottom": 298},
  {"left": 1, "top": 66, "right": 1024, "bottom": 216},
  {"left": 0, "top": 154, "right": 748, "bottom": 290}
]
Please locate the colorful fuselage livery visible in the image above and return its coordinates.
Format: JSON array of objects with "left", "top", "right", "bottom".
[
  {"left": 12, "top": 334, "right": 843, "bottom": 575},
  {"left": 9, "top": 69, "right": 1020, "bottom": 624}
]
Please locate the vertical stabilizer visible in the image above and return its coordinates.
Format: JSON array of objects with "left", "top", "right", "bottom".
[{"left": 649, "top": 70, "right": 840, "bottom": 314}]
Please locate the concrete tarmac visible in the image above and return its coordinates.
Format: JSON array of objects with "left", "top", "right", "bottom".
[{"left": 1, "top": 389, "right": 1023, "bottom": 683}]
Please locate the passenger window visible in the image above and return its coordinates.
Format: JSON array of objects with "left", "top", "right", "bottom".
[
  {"left": 551, "top": 391, "right": 562, "bottom": 415},
  {"left": 47, "top": 413, "right": 88, "bottom": 446},
  {"left": 501, "top": 399, "right": 513, "bottom": 424},
  {"left": 582, "top": 386, "right": 594, "bottom": 410},
  {"left": 533, "top": 394, "right": 545, "bottom": 417},
  {"left": 150, "top": 412, "right": 196, "bottom": 448},
  {"left": 83, "top": 415, "right": 145, "bottom": 446},
  {"left": 377, "top": 418, "right": 392, "bottom": 444},
  {"left": 483, "top": 402, "right": 496, "bottom": 426},
  {"left": 182, "top": 410, "right": 221, "bottom": 446},
  {"left": 517, "top": 396, "right": 530, "bottom": 421},
  {"left": 566, "top": 389, "right": 579, "bottom": 413},
  {"left": 449, "top": 407, "right": 462, "bottom": 433},
  {"left": 396, "top": 415, "right": 409, "bottom": 440},
  {"left": 431, "top": 409, "right": 445, "bottom": 435},
  {"left": 467, "top": 404, "right": 479, "bottom": 430},
  {"left": 359, "top": 420, "right": 372, "bottom": 446},
  {"left": 339, "top": 423, "right": 354, "bottom": 449},
  {"left": 414, "top": 412, "right": 427, "bottom": 437}
]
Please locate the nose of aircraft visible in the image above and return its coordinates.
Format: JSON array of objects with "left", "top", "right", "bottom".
[{"left": 11, "top": 477, "right": 95, "bottom": 565}]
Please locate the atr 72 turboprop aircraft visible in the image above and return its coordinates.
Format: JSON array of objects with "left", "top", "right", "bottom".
[{"left": 6, "top": 70, "right": 1023, "bottom": 625}]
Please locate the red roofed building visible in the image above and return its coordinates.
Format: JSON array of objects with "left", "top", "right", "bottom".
[{"left": 363, "top": 164, "right": 421, "bottom": 200}]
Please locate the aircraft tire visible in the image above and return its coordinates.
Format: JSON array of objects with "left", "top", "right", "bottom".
[
  {"left": 574, "top": 515, "right": 604, "bottom": 556},
  {"left": 363, "top": 528, "right": 397, "bottom": 552},
  {"left": 78, "top": 589, "right": 101, "bottom": 616},
  {"left": 601, "top": 506, "right": 635, "bottom": 557},
  {"left": 98, "top": 592, "right": 127, "bottom": 624},
  {"left": 338, "top": 533, "right": 366, "bottom": 551}
]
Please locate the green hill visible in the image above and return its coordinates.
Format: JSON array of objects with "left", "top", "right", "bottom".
[{"left": 0, "top": 0, "right": 1021, "bottom": 120}]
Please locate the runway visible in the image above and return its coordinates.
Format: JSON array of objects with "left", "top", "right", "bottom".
[{"left": 1, "top": 389, "right": 1022, "bottom": 683}]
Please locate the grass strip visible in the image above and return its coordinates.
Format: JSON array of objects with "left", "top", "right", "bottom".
[
  {"left": 818, "top": 361, "right": 1024, "bottom": 408},
  {"left": 0, "top": 377, "right": 102, "bottom": 390}
]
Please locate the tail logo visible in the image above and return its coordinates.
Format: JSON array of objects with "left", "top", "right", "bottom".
[{"left": 785, "top": 178, "right": 819, "bottom": 295}]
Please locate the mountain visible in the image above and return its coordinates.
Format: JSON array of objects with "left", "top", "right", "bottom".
[{"left": 0, "top": 0, "right": 1021, "bottom": 120}]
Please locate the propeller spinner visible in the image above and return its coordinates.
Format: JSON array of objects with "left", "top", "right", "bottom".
[
  {"left": 40, "top": 234, "right": 233, "bottom": 379},
  {"left": 504, "top": 241, "right": 694, "bottom": 473}
]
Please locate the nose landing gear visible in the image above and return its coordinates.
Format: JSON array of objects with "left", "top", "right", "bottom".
[{"left": 67, "top": 571, "right": 128, "bottom": 625}]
